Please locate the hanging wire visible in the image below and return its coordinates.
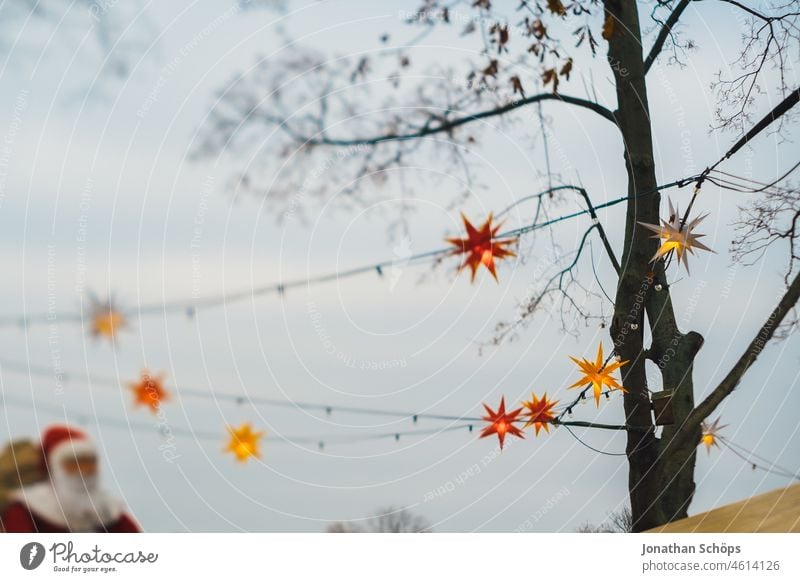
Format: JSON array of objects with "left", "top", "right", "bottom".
[
  {"left": 710, "top": 167, "right": 799, "bottom": 192},
  {"left": 559, "top": 423, "right": 628, "bottom": 457},
  {"left": 718, "top": 436, "right": 800, "bottom": 481},
  {"left": 681, "top": 87, "right": 800, "bottom": 228},
  {"left": 705, "top": 160, "right": 800, "bottom": 194},
  {"left": 589, "top": 241, "right": 615, "bottom": 303}
]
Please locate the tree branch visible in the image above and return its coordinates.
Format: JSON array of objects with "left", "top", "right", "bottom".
[
  {"left": 578, "top": 188, "right": 622, "bottom": 274},
  {"left": 644, "top": 0, "right": 693, "bottom": 75},
  {"left": 663, "top": 269, "right": 800, "bottom": 459},
  {"left": 718, "top": 0, "right": 800, "bottom": 22},
  {"left": 303, "top": 93, "right": 617, "bottom": 147},
  {"left": 718, "top": 87, "right": 800, "bottom": 165}
]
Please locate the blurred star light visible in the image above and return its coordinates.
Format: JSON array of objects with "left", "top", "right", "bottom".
[
  {"left": 226, "top": 423, "right": 265, "bottom": 462},
  {"left": 446, "top": 213, "right": 517, "bottom": 282},
  {"left": 128, "top": 370, "right": 170, "bottom": 414},
  {"left": 89, "top": 299, "right": 128, "bottom": 342},
  {"left": 700, "top": 417, "right": 728, "bottom": 454}
]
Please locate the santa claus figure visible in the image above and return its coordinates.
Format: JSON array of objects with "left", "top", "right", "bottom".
[{"left": 1, "top": 425, "right": 140, "bottom": 532}]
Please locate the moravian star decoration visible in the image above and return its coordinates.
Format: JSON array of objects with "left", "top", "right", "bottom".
[
  {"left": 226, "top": 423, "right": 265, "bottom": 462},
  {"left": 700, "top": 417, "right": 728, "bottom": 454},
  {"left": 446, "top": 213, "right": 517, "bottom": 282},
  {"left": 128, "top": 370, "right": 170, "bottom": 414},
  {"left": 637, "top": 198, "right": 714, "bottom": 274},
  {"left": 568, "top": 342, "right": 629, "bottom": 406},
  {"left": 479, "top": 396, "right": 525, "bottom": 450},
  {"left": 521, "top": 391, "right": 558, "bottom": 436},
  {"left": 89, "top": 300, "right": 127, "bottom": 342}
]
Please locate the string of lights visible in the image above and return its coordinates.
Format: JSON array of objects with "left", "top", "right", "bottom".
[
  {"left": 0, "top": 358, "right": 623, "bottom": 431},
  {"left": 0, "top": 390, "right": 475, "bottom": 450},
  {"left": 3, "top": 358, "right": 798, "bottom": 476},
  {"left": 0, "top": 359, "right": 481, "bottom": 424},
  {"left": 0, "top": 174, "right": 703, "bottom": 330}
]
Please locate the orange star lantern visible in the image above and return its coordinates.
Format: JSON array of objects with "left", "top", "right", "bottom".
[
  {"left": 568, "top": 342, "right": 628, "bottom": 406},
  {"left": 700, "top": 417, "right": 727, "bottom": 454},
  {"left": 225, "top": 423, "right": 265, "bottom": 462},
  {"left": 446, "top": 213, "right": 517, "bottom": 282},
  {"left": 521, "top": 391, "right": 558, "bottom": 436},
  {"left": 89, "top": 300, "right": 127, "bottom": 342},
  {"left": 128, "top": 370, "right": 170, "bottom": 414},
  {"left": 479, "top": 396, "right": 525, "bottom": 450}
]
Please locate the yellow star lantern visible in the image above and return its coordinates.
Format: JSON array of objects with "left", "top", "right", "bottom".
[
  {"left": 638, "top": 198, "right": 714, "bottom": 274},
  {"left": 521, "top": 391, "right": 558, "bottom": 436},
  {"left": 89, "top": 300, "right": 127, "bottom": 342},
  {"left": 446, "top": 213, "right": 517, "bottom": 282},
  {"left": 700, "top": 417, "right": 727, "bottom": 454},
  {"left": 225, "top": 423, "right": 265, "bottom": 463},
  {"left": 128, "top": 370, "right": 170, "bottom": 414},
  {"left": 568, "top": 342, "right": 628, "bottom": 406}
]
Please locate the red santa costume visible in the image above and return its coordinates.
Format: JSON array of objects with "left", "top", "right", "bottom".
[{"left": 1, "top": 425, "right": 140, "bottom": 533}]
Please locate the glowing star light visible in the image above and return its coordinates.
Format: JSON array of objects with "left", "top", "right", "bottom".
[
  {"left": 225, "top": 423, "right": 265, "bottom": 462},
  {"left": 479, "top": 396, "right": 525, "bottom": 450},
  {"left": 638, "top": 198, "right": 714, "bottom": 274},
  {"left": 128, "top": 370, "right": 170, "bottom": 414},
  {"left": 446, "top": 213, "right": 517, "bottom": 282},
  {"left": 521, "top": 391, "right": 559, "bottom": 436},
  {"left": 700, "top": 417, "right": 727, "bottom": 454},
  {"left": 89, "top": 300, "right": 127, "bottom": 342},
  {"left": 569, "top": 342, "right": 629, "bottom": 406}
]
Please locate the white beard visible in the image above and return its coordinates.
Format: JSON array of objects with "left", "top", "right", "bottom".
[{"left": 15, "top": 465, "right": 124, "bottom": 532}]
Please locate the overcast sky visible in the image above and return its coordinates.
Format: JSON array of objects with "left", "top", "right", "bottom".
[{"left": 0, "top": 0, "right": 798, "bottom": 532}]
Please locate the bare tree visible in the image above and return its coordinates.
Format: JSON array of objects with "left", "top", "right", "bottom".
[
  {"left": 195, "top": 1, "right": 800, "bottom": 531},
  {"left": 576, "top": 507, "right": 633, "bottom": 533},
  {"left": 0, "top": 0, "right": 156, "bottom": 85},
  {"left": 327, "top": 506, "right": 431, "bottom": 533}
]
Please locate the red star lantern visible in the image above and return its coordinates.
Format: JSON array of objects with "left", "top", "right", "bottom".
[
  {"left": 479, "top": 396, "right": 525, "bottom": 450},
  {"left": 521, "top": 391, "right": 558, "bottom": 436},
  {"left": 446, "top": 213, "right": 517, "bottom": 282}
]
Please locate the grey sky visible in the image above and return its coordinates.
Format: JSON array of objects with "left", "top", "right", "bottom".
[{"left": 0, "top": 1, "right": 798, "bottom": 532}]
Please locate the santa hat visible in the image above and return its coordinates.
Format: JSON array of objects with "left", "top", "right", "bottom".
[{"left": 40, "top": 425, "right": 96, "bottom": 472}]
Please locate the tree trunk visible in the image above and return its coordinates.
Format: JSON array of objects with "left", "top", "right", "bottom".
[
  {"left": 647, "top": 291, "right": 704, "bottom": 522},
  {"left": 604, "top": 0, "right": 703, "bottom": 531}
]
